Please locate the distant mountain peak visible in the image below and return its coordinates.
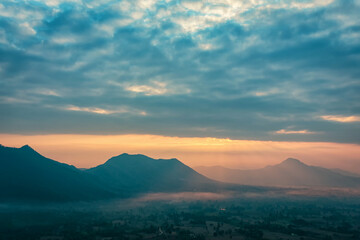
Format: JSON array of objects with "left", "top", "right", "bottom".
[
  {"left": 281, "top": 158, "right": 305, "bottom": 165},
  {"left": 195, "top": 158, "right": 360, "bottom": 188}
]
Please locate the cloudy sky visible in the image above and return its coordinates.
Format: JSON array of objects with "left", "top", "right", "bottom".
[{"left": 1, "top": 0, "right": 360, "bottom": 170}]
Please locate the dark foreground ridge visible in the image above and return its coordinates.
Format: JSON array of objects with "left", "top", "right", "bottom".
[
  {"left": 0, "top": 144, "right": 259, "bottom": 202},
  {"left": 0, "top": 144, "right": 115, "bottom": 201}
]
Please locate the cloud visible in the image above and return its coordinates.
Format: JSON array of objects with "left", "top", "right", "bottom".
[
  {"left": 123, "top": 81, "right": 190, "bottom": 96},
  {"left": 32, "top": 89, "right": 61, "bottom": 96},
  {"left": 51, "top": 36, "right": 77, "bottom": 45},
  {"left": 64, "top": 105, "right": 147, "bottom": 116},
  {"left": 125, "top": 81, "right": 169, "bottom": 96},
  {"left": 253, "top": 88, "right": 280, "bottom": 97},
  {"left": 0, "top": 0, "right": 359, "bottom": 143},
  {"left": 321, "top": 115, "right": 360, "bottom": 123},
  {"left": 0, "top": 97, "right": 35, "bottom": 104},
  {"left": 274, "top": 129, "right": 316, "bottom": 135},
  {"left": 168, "top": 0, "right": 336, "bottom": 33}
]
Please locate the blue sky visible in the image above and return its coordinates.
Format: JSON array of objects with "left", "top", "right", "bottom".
[{"left": 1, "top": 0, "right": 360, "bottom": 143}]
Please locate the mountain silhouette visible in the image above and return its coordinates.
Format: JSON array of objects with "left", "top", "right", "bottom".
[
  {"left": 0, "top": 145, "right": 220, "bottom": 201},
  {"left": 3, "top": 144, "right": 356, "bottom": 202},
  {"left": 0, "top": 145, "right": 114, "bottom": 201},
  {"left": 86, "top": 153, "right": 217, "bottom": 193},
  {"left": 195, "top": 158, "right": 360, "bottom": 188}
]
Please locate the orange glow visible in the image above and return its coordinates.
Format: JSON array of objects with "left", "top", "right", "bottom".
[
  {"left": 1, "top": 134, "right": 360, "bottom": 173},
  {"left": 321, "top": 115, "right": 360, "bottom": 123}
]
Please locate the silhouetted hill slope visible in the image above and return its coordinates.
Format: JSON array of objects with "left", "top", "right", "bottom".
[
  {"left": 0, "top": 145, "right": 114, "bottom": 201},
  {"left": 330, "top": 168, "right": 360, "bottom": 178},
  {"left": 86, "top": 153, "right": 218, "bottom": 193},
  {"left": 195, "top": 158, "right": 360, "bottom": 188}
]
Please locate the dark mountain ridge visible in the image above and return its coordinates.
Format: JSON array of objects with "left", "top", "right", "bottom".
[
  {"left": 0, "top": 144, "right": 114, "bottom": 201},
  {"left": 0, "top": 145, "right": 219, "bottom": 201},
  {"left": 86, "top": 153, "right": 218, "bottom": 193}
]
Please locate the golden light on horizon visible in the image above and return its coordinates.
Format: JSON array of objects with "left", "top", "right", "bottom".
[{"left": 1, "top": 134, "right": 360, "bottom": 173}]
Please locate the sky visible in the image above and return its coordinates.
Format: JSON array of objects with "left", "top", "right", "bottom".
[{"left": 0, "top": 0, "right": 360, "bottom": 171}]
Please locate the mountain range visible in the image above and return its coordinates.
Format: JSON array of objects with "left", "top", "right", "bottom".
[
  {"left": 0, "top": 145, "right": 218, "bottom": 201},
  {"left": 195, "top": 158, "right": 360, "bottom": 188},
  {"left": 1, "top": 145, "right": 359, "bottom": 202}
]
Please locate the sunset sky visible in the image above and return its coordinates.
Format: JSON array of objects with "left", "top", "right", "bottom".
[{"left": 0, "top": 0, "right": 359, "bottom": 171}]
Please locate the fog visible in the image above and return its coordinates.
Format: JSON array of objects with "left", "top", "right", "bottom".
[{"left": 1, "top": 191, "right": 360, "bottom": 240}]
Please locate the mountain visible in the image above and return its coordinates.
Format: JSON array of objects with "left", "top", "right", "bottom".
[
  {"left": 86, "top": 153, "right": 218, "bottom": 194},
  {"left": 195, "top": 158, "right": 360, "bottom": 188},
  {"left": 0, "top": 145, "right": 114, "bottom": 201},
  {"left": 330, "top": 168, "right": 360, "bottom": 178},
  {"left": 0, "top": 145, "right": 222, "bottom": 202}
]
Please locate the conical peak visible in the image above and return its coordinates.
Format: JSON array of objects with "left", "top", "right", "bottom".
[{"left": 281, "top": 158, "right": 305, "bottom": 166}]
